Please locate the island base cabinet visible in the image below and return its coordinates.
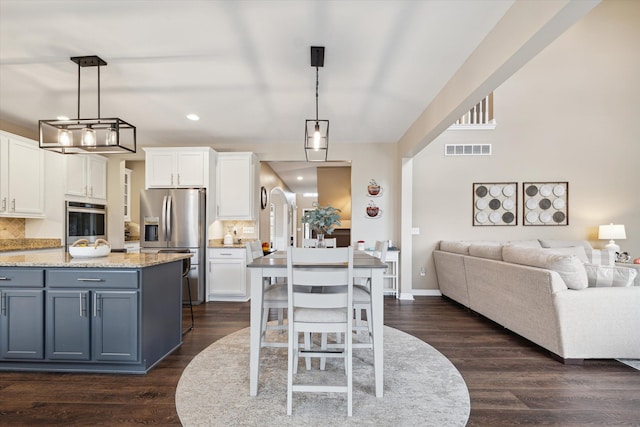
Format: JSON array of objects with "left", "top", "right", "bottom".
[
  {"left": 46, "top": 291, "right": 90, "bottom": 360},
  {"left": 0, "top": 290, "right": 44, "bottom": 360},
  {"left": 93, "top": 291, "right": 138, "bottom": 362},
  {"left": 0, "top": 261, "right": 181, "bottom": 373},
  {"left": 45, "top": 290, "right": 138, "bottom": 362}
]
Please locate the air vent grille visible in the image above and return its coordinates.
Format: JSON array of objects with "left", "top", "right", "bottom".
[{"left": 444, "top": 144, "right": 492, "bottom": 156}]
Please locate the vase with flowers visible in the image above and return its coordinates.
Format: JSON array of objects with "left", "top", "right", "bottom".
[{"left": 301, "top": 205, "right": 341, "bottom": 248}]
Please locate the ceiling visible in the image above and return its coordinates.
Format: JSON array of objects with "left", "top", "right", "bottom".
[
  {"left": 0, "top": 0, "right": 516, "bottom": 192},
  {"left": 0, "top": 1, "right": 514, "bottom": 148}
]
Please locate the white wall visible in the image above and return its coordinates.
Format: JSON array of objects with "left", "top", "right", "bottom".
[{"left": 412, "top": 0, "right": 640, "bottom": 290}]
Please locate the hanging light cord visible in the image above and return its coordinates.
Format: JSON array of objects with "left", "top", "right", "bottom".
[{"left": 315, "top": 66, "right": 319, "bottom": 122}]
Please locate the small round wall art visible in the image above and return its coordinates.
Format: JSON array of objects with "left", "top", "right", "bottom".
[
  {"left": 522, "top": 182, "right": 568, "bottom": 226},
  {"left": 472, "top": 182, "right": 517, "bottom": 226}
]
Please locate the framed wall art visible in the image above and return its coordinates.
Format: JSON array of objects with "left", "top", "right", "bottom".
[
  {"left": 522, "top": 182, "right": 568, "bottom": 226},
  {"left": 472, "top": 182, "right": 517, "bottom": 226}
]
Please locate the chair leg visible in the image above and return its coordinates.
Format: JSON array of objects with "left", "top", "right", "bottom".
[
  {"left": 304, "top": 332, "right": 311, "bottom": 370},
  {"left": 182, "top": 277, "right": 194, "bottom": 336},
  {"left": 320, "top": 333, "right": 327, "bottom": 370},
  {"left": 287, "top": 329, "right": 295, "bottom": 415},
  {"left": 277, "top": 308, "right": 285, "bottom": 333}
]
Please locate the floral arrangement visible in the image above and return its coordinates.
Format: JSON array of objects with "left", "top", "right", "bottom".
[{"left": 301, "top": 205, "right": 341, "bottom": 235}]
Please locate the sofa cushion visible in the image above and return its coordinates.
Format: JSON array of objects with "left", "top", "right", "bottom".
[
  {"left": 543, "top": 246, "right": 589, "bottom": 264},
  {"left": 469, "top": 244, "right": 503, "bottom": 260},
  {"left": 586, "top": 249, "right": 616, "bottom": 266},
  {"left": 505, "top": 240, "right": 542, "bottom": 248},
  {"left": 439, "top": 241, "right": 471, "bottom": 255},
  {"left": 538, "top": 239, "right": 591, "bottom": 251},
  {"left": 584, "top": 264, "right": 638, "bottom": 287},
  {"left": 502, "top": 245, "right": 588, "bottom": 290}
]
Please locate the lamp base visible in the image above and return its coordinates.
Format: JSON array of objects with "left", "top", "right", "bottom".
[{"left": 604, "top": 240, "right": 621, "bottom": 253}]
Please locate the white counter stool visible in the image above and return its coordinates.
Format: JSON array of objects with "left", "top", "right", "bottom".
[
  {"left": 353, "top": 240, "right": 388, "bottom": 344},
  {"left": 246, "top": 241, "right": 288, "bottom": 348},
  {"left": 286, "top": 246, "right": 354, "bottom": 416},
  {"left": 159, "top": 249, "right": 193, "bottom": 335}
]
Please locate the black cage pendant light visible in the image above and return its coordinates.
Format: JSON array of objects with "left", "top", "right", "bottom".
[
  {"left": 304, "top": 46, "right": 329, "bottom": 162},
  {"left": 39, "top": 55, "right": 136, "bottom": 154}
]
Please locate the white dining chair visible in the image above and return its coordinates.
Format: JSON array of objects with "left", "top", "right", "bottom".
[
  {"left": 286, "top": 246, "right": 354, "bottom": 417},
  {"left": 324, "top": 237, "right": 337, "bottom": 248},
  {"left": 246, "top": 241, "right": 287, "bottom": 348}
]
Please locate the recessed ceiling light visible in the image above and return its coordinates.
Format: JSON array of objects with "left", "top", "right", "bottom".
[
  {"left": 303, "top": 192, "right": 318, "bottom": 198},
  {"left": 186, "top": 114, "right": 200, "bottom": 121},
  {"left": 57, "top": 115, "right": 70, "bottom": 121},
  {"left": 297, "top": 176, "right": 303, "bottom": 181}
]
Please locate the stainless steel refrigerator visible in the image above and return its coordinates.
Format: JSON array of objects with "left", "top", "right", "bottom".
[{"left": 140, "top": 188, "right": 206, "bottom": 304}]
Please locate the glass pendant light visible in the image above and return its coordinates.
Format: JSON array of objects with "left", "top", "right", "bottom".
[
  {"left": 58, "top": 128, "right": 73, "bottom": 146},
  {"left": 81, "top": 127, "right": 96, "bottom": 146},
  {"left": 105, "top": 126, "right": 118, "bottom": 145}
]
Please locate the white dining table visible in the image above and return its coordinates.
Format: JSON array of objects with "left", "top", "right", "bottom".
[{"left": 247, "top": 250, "right": 387, "bottom": 398}]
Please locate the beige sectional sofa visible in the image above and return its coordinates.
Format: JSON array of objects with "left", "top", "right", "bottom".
[{"left": 433, "top": 239, "right": 640, "bottom": 363}]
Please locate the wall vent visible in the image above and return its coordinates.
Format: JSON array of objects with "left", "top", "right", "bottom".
[{"left": 444, "top": 144, "right": 492, "bottom": 156}]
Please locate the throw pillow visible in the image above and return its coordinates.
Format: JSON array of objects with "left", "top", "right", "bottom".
[
  {"left": 543, "top": 246, "right": 589, "bottom": 264},
  {"left": 584, "top": 264, "right": 638, "bottom": 287},
  {"left": 469, "top": 244, "right": 503, "bottom": 260},
  {"left": 586, "top": 249, "right": 616, "bottom": 266},
  {"left": 502, "top": 245, "right": 588, "bottom": 290},
  {"left": 538, "top": 239, "right": 592, "bottom": 251},
  {"left": 439, "top": 241, "right": 471, "bottom": 255}
]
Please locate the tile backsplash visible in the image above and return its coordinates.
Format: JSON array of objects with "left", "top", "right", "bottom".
[{"left": 0, "top": 217, "right": 26, "bottom": 239}]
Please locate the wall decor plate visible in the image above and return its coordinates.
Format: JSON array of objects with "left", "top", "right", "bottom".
[
  {"left": 523, "top": 182, "right": 568, "bottom": 226},
  {"left": 473, "top": 182, "right": 517, "bottom": 226}
]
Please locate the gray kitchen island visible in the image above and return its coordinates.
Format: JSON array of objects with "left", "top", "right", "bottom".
[{"left": 0, "top": 251, "right": 190, "bottom": 374}]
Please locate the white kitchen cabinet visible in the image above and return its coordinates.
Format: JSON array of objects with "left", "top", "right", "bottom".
[
  {"left": 64, "top": 154, "right": 107, "bottom": 202},
  {"left": 144, "top": 147, "right": 213, "bottom": 189},
  {"left": 216, "top": 152, "right": 257, "bottom": 220},
  {"left": 207, "top": 247, "right": 250, "bottom": 301},
  {"left": 0, "top": 132, "right": 45, "bottom": 218}
]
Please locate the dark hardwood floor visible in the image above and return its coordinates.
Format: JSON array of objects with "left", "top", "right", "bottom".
[{"left": 0, "top": 297, "right": 638, "bottom": 426}]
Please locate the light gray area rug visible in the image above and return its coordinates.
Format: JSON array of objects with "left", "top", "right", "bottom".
[
  {"left": 176, "top": 325, "right": 470, "bottom": 426},
  {"left": 617, "top": 359, "right": 640, "bottom": 370}
]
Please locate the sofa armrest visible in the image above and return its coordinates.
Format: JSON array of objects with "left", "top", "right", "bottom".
[
  {"left": 553, "top": 287, "right": 640, "bottom": 359},
  {"left": 433, "top": 250, "right": 470, "bottom": 307}
]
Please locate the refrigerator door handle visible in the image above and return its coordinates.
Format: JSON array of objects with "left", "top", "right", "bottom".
[
  {"left": 166, "top": 195, "right": 173, "bottom": 242},
  {"left": 161, "top": 195, "right": 168, "bottom": 242}
]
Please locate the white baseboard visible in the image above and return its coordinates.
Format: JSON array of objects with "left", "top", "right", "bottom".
[
  {"left": 411, "top": 289, "right": 442, "bottom": 297},
  {"left": 398, "top": 292, "right": 415, "bottom": 300}
]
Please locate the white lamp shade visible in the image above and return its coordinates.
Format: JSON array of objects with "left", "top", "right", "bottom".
[{"left": 598, "top": 223, "right": 626, "bottom": 240}]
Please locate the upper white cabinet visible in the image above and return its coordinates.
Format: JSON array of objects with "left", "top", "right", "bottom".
[
  {"left": 144, "top": 147, "right": 213, "bottom": 189},
  {"left": 0, "top": 132, "right": 45, "bottom": 218},
  {"left": 64, "top": 154, "right": 107, "bottom": 202},
  {"left": 216, "top": 152, "right": 257, "bottom": 220}
]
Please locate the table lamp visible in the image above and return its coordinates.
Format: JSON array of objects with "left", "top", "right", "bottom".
[{"left": 598, "top": 223, "right": 626, "bottom": 253}]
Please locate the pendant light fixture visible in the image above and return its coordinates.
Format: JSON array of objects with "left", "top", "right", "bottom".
[
  {"left": 304, "top": 46, "right": 329, "bottom": 162},
  {"left": 39, "top": 55, "right": 136, "bottom": 154}
]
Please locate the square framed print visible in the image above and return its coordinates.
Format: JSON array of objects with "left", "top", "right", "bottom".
[
  {"left": 472, "top": 182, "right": 517, "bottom": 226},
  {"left": 522, "top": 182, "right": 568, "bottom": 226}
]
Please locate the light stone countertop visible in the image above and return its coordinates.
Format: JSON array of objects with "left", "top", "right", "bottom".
[
  {"left": 208, "top": 240, "right": 250, "bottom": 249},
  {"left": 0, "top": 251, "right": 192, "bottom": 268},
  {"left": 0, "top": 238, "right": 63, "bottom": 252}
]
